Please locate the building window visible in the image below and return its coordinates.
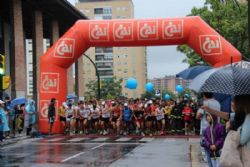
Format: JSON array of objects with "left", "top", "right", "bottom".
[
  {"left": 94, "top": 8, "right": 103, "bottom": 14},
  {"left": 94, "top": 7, "right": 112, "bottom": 20},
  {"left": 121, "top": 7, "right": 127, "bottom": 11}
]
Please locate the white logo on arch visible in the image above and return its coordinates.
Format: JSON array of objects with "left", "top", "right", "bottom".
[
  {"left": 54, "top": 38, "right": 75, "bottom": 58},
  {"left": 138, "top": 21, "right": 158, "bottom": 40},
  {"left": 163, "top": 19, "right": 183, "bottom": 39},
  {"left": 89, "top": 23, "right": 109, "bottom": 41},
  {"left": 41, "top": 73, "right": 59, "bottom": 93},
  {"left": 113, "top": 22, "right": 133, "bottom": 41},
  {"left": 199, "top": 35, "right": 222, "bottom": 55}
]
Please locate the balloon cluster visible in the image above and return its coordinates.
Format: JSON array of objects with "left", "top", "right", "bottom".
[
  {"left": 176, "top": 85, "right": 184, "bottom": 93},
  {"left": 164, "top": 94, "right": 171, "bottom": 100},
  {"left": 125, "top": 78, "right": 138, "bottom": 89},
  {"left": 145, "top": 82, "right": 154, "bottom": 92}
]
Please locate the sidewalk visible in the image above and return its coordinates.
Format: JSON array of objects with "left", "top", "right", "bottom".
[
  {"left": 190, "top": 144, "right": 208, "bottom": 167},
  {"left": 0, "top": 134, "right": 30, "bottom": 147}
]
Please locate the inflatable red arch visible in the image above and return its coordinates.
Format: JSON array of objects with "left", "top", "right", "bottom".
[{"left": 39, "top": 16, "right": 241, "bottom": 133}]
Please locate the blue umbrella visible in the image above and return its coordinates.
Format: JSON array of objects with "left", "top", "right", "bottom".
[
  {"left": 176, "top": 65, "right": 212, "bottom": 80},
  {"left": 214, "top": 93, "right": 232, "bottom": 113},
  {"left": 10, "top": 97, "right": 27, "bottom": 109}
]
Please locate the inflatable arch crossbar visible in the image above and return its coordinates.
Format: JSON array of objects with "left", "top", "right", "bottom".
[{"left": 39, "top": 16, "right": 241, "bottom": 133}]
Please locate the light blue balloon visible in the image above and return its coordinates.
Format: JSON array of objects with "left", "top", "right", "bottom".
[
  {"left": 165, "top": 94, "right": 171, "bottom": 100},
  {"left": 176, "top": 85, "right": 184, "bottom": 93},
  {"left": 145, "top": 82, "right": 154, "bottom": 92},
  {"left": 184, "top": 93, "right": 190, "bottom": 98},
  {"left": 125, "top": 78, "right": 138, "bottom": 89}
]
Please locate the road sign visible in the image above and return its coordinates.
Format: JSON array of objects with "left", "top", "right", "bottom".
[{"left": 155, "top": 89, "right": 161, "bottom": 96}]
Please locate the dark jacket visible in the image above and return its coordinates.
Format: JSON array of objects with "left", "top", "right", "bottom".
[{"left": 48, "top": 103, "right": 56, "bottom": 118}]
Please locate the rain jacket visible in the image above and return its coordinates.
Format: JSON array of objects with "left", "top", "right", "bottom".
[
  {"left": 0, "top": 108, "right": 10, "bottom": 132},
  {"left": 204, "top": 115, "right": 225, "bottom": 157},
  {"left": 25, "top": 99, "right": 36, "bottom": 125}
]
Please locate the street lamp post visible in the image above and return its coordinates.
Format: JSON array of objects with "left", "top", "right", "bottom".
[{"left": 83, "top": 54, "right": 101, "bottom": 100}]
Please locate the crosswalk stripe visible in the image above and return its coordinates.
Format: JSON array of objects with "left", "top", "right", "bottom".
[
  {"left": 68, "top": 137, "right": 89, "bottom": 142},
  {"left": 47, "top": 138, "right": 64, "bottom": 142},
  {"left": 139, "top": 137, "right": 154, "bottom": 142},
  {"left": 91, "top": 137, "right": 109, "bottom": 142},
  {"left": 188, "top": 138, "right": 200, "bottom": 142},
  {"left": 115, "top": 137, "right": 131, "bottom": 142},
  {"left": 163, "top": 138, "right": 176, "bottom": 142}
]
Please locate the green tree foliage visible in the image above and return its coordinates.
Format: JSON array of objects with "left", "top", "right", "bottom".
[
  {"left": 85, "top": 77, "right": 123, "bottom": 100},
  {"left": 177, "top": 0, "right": 248, "bottom": 67}
]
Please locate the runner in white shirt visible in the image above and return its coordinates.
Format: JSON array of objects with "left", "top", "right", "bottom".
[
  {"left": 78, "top": 101, "right": 90, "bottom": 134},
  {"left": 65, "top": 103, "right": 74, "bottom": 135},
  {"left": 156, "top": 103, "right": 165, "bottom": 135},
  {"left": 100, "top": 101, "right": 111, "bottom": 135},
  {"left": 90, "top": 104, "right": 100, "bottom": 133}
]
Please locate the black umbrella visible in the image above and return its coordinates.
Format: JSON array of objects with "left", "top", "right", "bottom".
[{"left": 189, "top": 66, "right": 250, "bottom": 96}]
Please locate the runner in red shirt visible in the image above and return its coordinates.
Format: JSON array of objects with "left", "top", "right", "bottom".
[{"left": 182, "top": 103, "right": 193, "bottom": 135}]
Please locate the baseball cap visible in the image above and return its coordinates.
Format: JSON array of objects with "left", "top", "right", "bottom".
[
  {"left": 124, "top": 103, "right": 128, "bottom": 106},
  {"left": 0, "top": 100, "right": 5, "bottom": 104}
]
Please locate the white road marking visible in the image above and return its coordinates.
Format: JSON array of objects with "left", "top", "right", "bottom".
[
  {"left": 91, "top": 137, "right": 109, "bottom": 142},
  {"left": 90, "top": 143, "right": 106, "bottom": 150},
  {"left": 139, "top": 138, "right": 154, "bottom": 142},
  {"left": 163, "top": 138, "right": 176, "bottom": 142},
  {"left": 188, "top": 138, "right": 200, "bottom": 142},
  {"left": 61, "top": 152, "right": 85, "bottom": 162},
  {"left": 115, "top": 137, "right": 131, "bottom": 142},
  {"left": 68, "top": 137, "right": 89, "bottom": 142},
  {"left": 47, "top": 138, "right": 64, "bottom": 142}
]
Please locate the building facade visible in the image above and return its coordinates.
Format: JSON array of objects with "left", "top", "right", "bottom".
[
  {"left": 150, "top": 76, "right": 190, "bottom": 93},
  {"left": 76, "top": 0, "right": 147, "bottom": 98},
  {"left": 0, "top": 0, "right": 87, "bottom": 100}
]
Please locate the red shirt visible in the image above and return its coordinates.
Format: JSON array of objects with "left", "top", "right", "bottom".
[{"left": 182, "top": 107, "right": 193, "bottom": 121}]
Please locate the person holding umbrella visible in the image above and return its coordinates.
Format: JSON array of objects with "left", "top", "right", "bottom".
[{"left": 190, "top": 65, "right": 250, "bottom": 166}]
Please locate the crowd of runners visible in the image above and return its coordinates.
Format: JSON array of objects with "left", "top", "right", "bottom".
[{"left": 49, "top": 97, "right": 202, "bottom": 136}]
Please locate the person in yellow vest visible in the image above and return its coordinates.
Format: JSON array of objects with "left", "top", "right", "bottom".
[
  {"left": 58, "top": 102, "right": 67, "bottom": 134},
  {"left": 164, "top": 101, "right": 172, "bottom": 133}
]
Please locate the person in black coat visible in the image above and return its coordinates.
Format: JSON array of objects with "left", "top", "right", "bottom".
[{"left": 48, "top": 98, "right": 56, "bottom": 135}]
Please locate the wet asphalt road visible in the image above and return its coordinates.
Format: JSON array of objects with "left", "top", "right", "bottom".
[{"left": 0, "top": 135, "right": 201, "bottom": 167}]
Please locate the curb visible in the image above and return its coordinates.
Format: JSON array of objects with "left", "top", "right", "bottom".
[{"left": 190, "top": 144, "right": 201, "bottom": 167}]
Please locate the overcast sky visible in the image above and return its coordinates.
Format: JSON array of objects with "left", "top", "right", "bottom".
[{"left": 68, "top": 0, "right": 205, "bottom": 79}]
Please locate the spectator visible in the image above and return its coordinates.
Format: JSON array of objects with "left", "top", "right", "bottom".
[
  {"left": 48, "top": 98, "right": 56, "bottom": 135},
  {"left": 197, "top": 92, "right": 220, "bottom": 167},
  {"left": 25, "top": 99, "right": 36, "bottom": 136},
  {"left": 0, "top": 100, "right": 9, "bottom": 142},
  {"left": 204, "top": 113, "right": 224, "bottom": 167}
]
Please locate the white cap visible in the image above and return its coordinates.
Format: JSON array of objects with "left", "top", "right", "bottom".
[
  {"left": 101, "top": 101, "right": 105, "bottom": 105},
  {"left": 124, "top": 103, "right": 128, "bottom": 106},
  {"left": 148, "top": 100, "right": 153, "bottom": 104},
  {"left": 0, "top": 100, "right": 5, "bottom": 104}
]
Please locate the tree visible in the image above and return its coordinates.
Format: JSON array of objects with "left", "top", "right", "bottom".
[
  {"left": 85, "top": 77, "right": 123, "bottom": 100},
  {"left": 161, "top": 89, "right": 177, "bottom": 100},
  {"left": 141, "top": 91, "right": 156, "bottom": 99},
  {"left": 177, "top": 0, "right": 248, "bottom": 67}
]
